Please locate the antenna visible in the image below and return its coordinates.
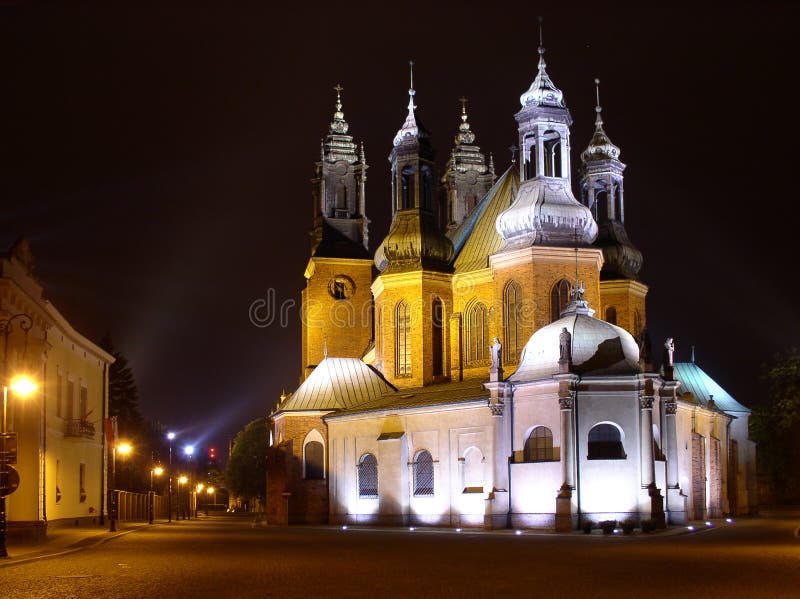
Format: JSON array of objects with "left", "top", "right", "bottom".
[
  {"left": 538, "top": 16, "right": 544, "bottom": 48},
  {"left": 409, "top": 60, "right": 415, "bottom": 91},
  {"left": 594, "top": 78, "right": 603, "bottom": 125}
]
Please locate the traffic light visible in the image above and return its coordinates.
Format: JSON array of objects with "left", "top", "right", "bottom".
[{"left": 209, "top": 447, "right": 216, "bottom": 460}]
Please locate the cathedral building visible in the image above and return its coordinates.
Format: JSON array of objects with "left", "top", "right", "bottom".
[{"left": 267, "top": 45, "right": 756, "bottom": 529}]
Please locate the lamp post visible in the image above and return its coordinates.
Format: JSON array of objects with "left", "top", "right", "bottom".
[
  {"left": 206, "top": 486, "right": 215, "bottom": 516},
  {"left": 109, "top": 441, "right": 132, "bottom": 532},
  {"left": 149, "top": 465, "right": 163, "bottom": 525},
  {"left": 196, "top": 483, "right": 204, "bottom": 518},
  {"left": 1, "top": 313, "right": 36, "bottom": 559},
  {"left": 177, "top": 475, "right": 188, "bottom": 520},
  {"left": 183, "top": 445, "right": 194, "bottom": 519},
  {"left": 167, "top": 432, "right": 175, "bottom": 523}
]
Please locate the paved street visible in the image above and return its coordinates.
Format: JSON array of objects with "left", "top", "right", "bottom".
[{"left": 1, "top": 516, "right": 798, "bottom": 598}]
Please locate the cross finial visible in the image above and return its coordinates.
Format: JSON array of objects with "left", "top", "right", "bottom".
[{"left": 334, "top": 83, "right": 343, "bottom": 97}]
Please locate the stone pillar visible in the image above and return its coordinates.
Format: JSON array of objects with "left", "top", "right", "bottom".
[
  {"left": 554, "top": 373, "right": 577, "bottom": 531},
  {"left": 639, "top": 391, "right": 655, "bottom": 488},
  {"left": 661, "top": 380, "right": 685, "bottom": 524},
  {"left": 483, "top": 381, "right": 510, "bottom": 529}
]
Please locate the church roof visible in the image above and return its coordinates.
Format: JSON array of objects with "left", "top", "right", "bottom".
[
  {"left": 327, "top": 379, "right": 488, "bottom": 418},
  {"left": 449, "top": 166, "right": 518, "bottom": 272},
  {"left": 674, "top": 361, "right": 750, "bottom": 414},
  {"left": 277, "top": 357, "right": 395, "bottom": 413}
]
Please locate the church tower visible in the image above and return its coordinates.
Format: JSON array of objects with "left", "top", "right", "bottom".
[
  {"left": 442, "top": 99, "right": 496, "bottom": 229},
  {"left": 301, "top": 86, "right": 374, "bottom": 380},
  {"left": 579, "top": 79, "right": 647, "bottom": 337},
  {"left": 490, "top": 27, "right": 603, "bottom": 336},
  {"left": 373, "top": 63, "right": 454, "bottom": 388}
]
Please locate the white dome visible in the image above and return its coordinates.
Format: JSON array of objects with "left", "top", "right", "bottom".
[{"left": 510, "top": 310, "right": 640, "bottom": 382}]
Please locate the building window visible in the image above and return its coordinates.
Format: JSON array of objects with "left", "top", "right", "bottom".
[
  {"left": 395, "top": 300, "right": 412, "bottom": 377},
  {"left": 79, "top": 386, "right": 88, "bottom": 420},
  {"left": 358, "top": 454, "right": 378, "bottom": 498},
  {"left": 526, "top": 139, "right": 537, "bottom": 179},
  {"left": 524, "top": 427, "right": 554, "bottom": 462},
  {"left": 462, "top": 447, "right": 484, "bottom": 492},
  {"left": 588, "top": 423, "right": 626, "bottom": 460},
  {"left": 503, "top": 280, "right": 524, "bottom": 364},
  {"left": 465, "top": 301, "right": 489, "bottom": 366},
  {"left": 79, "top": 463, "right": 87, "bottom": 502},
  {"left": 413, "top": 450, "right": 434, "bottom": 496},
  {"left": 66, "top": 380, "right": 75, "bottom": 420},
  {"left": 432, "top": 298, "right": 444, "bottom": 376},
  {"left": 304, "top": 441, "right": 324, "bottom": 480},
  {"left": 605, "top": 306, "right": 617, "bottom": 325},
  {"left": 550, "top": 279, "right": 571, "bottom": 322},
  {"left": 56, "top": 371, "right": 63, "bottom": 418},
  {"left": 421, "top": 164, "right": 433, "bottom": 211},
  {"left": 401, "top": 165, "right": 415, "bottom": 209}
]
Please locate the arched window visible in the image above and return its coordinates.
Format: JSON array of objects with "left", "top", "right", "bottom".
[
  {"left": 526, "top": 138, "right": 537, "bottom": 179},
  {"left": 524, "top": 426, "right": 554, "bottom": 462},
  {"left": 304, "top": 441, "right": 324, "bottom": 480},
  {"left": 395, "top": 300, "right": 411, "bottom": 377},
  {"left": 588, "top": 423, "right": 626, "bottom": 460},
  {"left": 543, "top": 130, "right": 562, "bottom": 177},
  {"left": 503, "top": 280, "right": 524, "bottom": 364},
  {"left": 633, "top": 310, "right": 642, "bottom": 338},
  {"left": 605, "top": 306, "right": 617, "bottom": 325},
  {"left": 550, "top": 279, "right": 571, "bottom": 322},
  {"left": 465, "top": 301, "right": 489, "bottom": 365},
  {"left": 432, "top": 297, "right": 444, "bottom": 376},
  {"left": 401, "top": 165, "right": 415, "bottom": 209},
  {"left": 358, "top": 454, "right": 378, "bottom": 498},
  {"left": 413, "top": 450, "right": 434, "bottom": 496},
  {"left": 596, "top": 189, "right": 609, "bottom": 223},
  {"left": 421, "top": 164, "right": 433, "bottom": 211},
  {"left": 463, "top": 447, "right": 484, "bottom": 492},
  {"left": 614, "top": 185, "right": 623, "bottom": 222}
]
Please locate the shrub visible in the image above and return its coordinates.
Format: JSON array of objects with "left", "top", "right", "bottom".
[
  {"left": 582, "top": 520, "right": 594, "bottom": 534},
  {"left": 621, "top": 519, "right": 636, "bottom": 535},
  {"left": 600, "top": 520, "right": 617, "bottom": 534},
  {"left": 641, "top": 519, "right": 656, "bottom": 533}
]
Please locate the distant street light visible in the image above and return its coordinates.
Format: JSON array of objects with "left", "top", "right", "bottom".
[
  {"left": 1, "top": 313, "right": 36, "bottom": 559},
  {"left": 177, "top": 476, "right": 188, "bottom": 520},
  {"left": 149, "top": 463, "right": 164, "bottom": 525},
  {"left": 167, "top": 432, "right": 175, "bottom": 522}
]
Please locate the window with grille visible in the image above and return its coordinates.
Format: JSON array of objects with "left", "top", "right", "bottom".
[
  {"left": 551, "top": 279, "right": 571, "bottom": 322},
  {"left": 395, "top": 300, "right": 412, "bottom": 377},
  {"left": 588, "top": 423, "right": 626, "bottom": 460},
  {"left": 304, "top": 441, "right": 324, "bottom": 480},
  {"left": 358, "top": 454, "right": 378, "bottom": 498},
  {"left": 503, "top": 281, "right": 524, "bottom": 364},
  {"left": 465, "top": 302, "right": 489, "bottom": 365},
  {"left": 413, "top": 450, "right": 434, "bottom": 496},
  {"left": 524, "top": 427, "right": 554, "bottom": 462}
]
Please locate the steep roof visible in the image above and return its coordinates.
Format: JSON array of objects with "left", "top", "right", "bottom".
[
  {"left": 327, "top": 379, "right": 488, "bottom": 418},
  {"left": 277, "top": 357, "right": 395, "bottom": 412},
  {"left": 674, "top": 361, "right": 750, "bottom": 413},
  {"left": 449, "top": 166, "right": 518, "bottom": 273}
]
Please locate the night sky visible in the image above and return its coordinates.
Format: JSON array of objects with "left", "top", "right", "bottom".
[{"left": 2, "top": 2, "right": 796, "bottom": 453}]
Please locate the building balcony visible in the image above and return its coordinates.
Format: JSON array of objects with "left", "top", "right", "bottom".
[{"left": 64, "top": 419, "right": 96, "bottom": 439}]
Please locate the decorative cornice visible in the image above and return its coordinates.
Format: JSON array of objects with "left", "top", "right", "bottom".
[{"left": 490, "top": 245, "right": 604, "bottom": 272}]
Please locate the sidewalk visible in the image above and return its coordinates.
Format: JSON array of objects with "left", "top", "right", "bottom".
[{"left": 1, "top": 521, "right": 153, "bottom": 567}]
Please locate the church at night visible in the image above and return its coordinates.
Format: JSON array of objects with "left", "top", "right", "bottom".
[{"left": 266, "top": 42, "right": 756, "bottom": 530}]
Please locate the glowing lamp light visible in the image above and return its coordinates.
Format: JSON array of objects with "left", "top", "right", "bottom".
[
  {"left": 687, "top": 525, "right": 695, "bottom": 531},
  {"left": 341, "top": 525, "right": 348, "bottom": 530},
  {"left": 153, "top": 466, "right": 164, "bottom": 476},
  {"left": 726, "top": 518, "right": 734, "bottom": 524},
  {"left": 9, "top": 375, "right": 37, "bottom": 397},
  {"left": 705, "top": 521, "right": 713, "bottom": 527},
  {"left": 515, "top": 530, "right": 523, "bottom": 536},
  {"left": 409, "top": 527, "right": 415, "bottom": 532},
  {"left": 167, "top": 432, "right": 176, "bottom": 441},
  {"left": 178, "top": 476, "right": 188, "bottom": 485},
  {"left": 117, "top": 442, "right": 133, "bottom": 456},
  {"left": 455, "top": 528, "right": 462, "bottom": 533},
  {"left": 207, "top": 487, "right": 215, "bottom": 494},
  {"left": 196, "top": 483, "right": 205, "bottom": 493}
]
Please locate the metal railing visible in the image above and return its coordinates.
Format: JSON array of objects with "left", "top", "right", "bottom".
[{"left": 64, "top": 419, "right": 96, "bottom": 439}]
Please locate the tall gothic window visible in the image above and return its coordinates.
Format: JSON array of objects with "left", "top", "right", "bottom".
[
  {"left": 605, "top": 306, "right": 617, "bottom": 325},
  {"left": 550, "top": 279, "right": 571, "bottom": 322},
  {"left": 524, "top": 427, "right": 554, "bottom": 462},
  {"left": 432, "top": 297, "right": 444, "bottom": 377},
  {"left": 304, "top": 441, "right": 324, "bottom": 480},
  {"left": 465, "top": 301, "right": 489, "bottom": 365},
  {"left": 401, "top": 165, "right": 415, "bottom": 209},
  {"left": 596, "top": 189, "right": 609, "bottom": 222},
  {"left": 395, "top": 300, "right": 412, "bottom": 377},
  {"left": 543, "top": 130, "right": 562, "bottom": 177},
  {"left": 588, "top": 423, "right": 626, "bottom": 460},
  {"left": 358, "top": 454, "right": 378, "bottom": 498},
  {"left": 421, "top": 164, "right": 433, "bottom": 211},
  {"left": 413, "top": 450, "right": 434, "bottom": 496},
  {"left": 503, "top": 280, "right": 524, "bottom": 364}
]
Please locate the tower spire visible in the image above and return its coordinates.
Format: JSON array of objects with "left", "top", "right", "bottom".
[
  {"left": 330, "top": 83, "right": 349, "bottom": 134},
  {"left": 594, "top": 78, "right": 603, "bottom": 128},
  {"left": 393, "top": 60, "right": 422, "bottom": 146}
]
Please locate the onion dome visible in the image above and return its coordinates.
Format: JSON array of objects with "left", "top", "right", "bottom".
[
  {"left": 510, "top": 285, "right": 640, "bottom": 381},
  {"left": 520, "top": 47, "right": 566, "bottom": 109},
  {"left": 581, "top": 79, "right": 620, "bottom": 162},
  {"left": 495, "top": 178, "right": 598, "bottom": 248},
  {"left": 374, "top": 210, "right": 454, "bottom": 273}
]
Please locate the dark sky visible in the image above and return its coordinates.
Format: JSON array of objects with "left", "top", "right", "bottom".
[{"left": 1, "top": 2, "right": 797, "bottom": 453}]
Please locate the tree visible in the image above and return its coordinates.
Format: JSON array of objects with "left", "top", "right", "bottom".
[
  {"left": 750, "top": 349, "right": 800, "bottom": 502},
  {"left": 226, "top": 418, "right": 269, "bottom": 507}
]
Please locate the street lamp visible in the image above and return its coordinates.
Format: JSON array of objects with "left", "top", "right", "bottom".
[
  {"left": 183, "top": 445, "right": 194, "bottom": 518},
  {"left": 206, "top": 486, "right": 215, "bottom": 515},
  {"left": 149, "top": 465, "right": 164, "bottom": 525},
  {"left": 167, "top": 432, "right": 175, "bottom": 523},
  {"left": 177, "top": 475, "right": 188, "bottom": 520},
  {"left": 109, "top": 440, "right": 132, "bottom": 532},
  {"left": 1, "top": 312, "right": 36, "bottom": 559}
]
